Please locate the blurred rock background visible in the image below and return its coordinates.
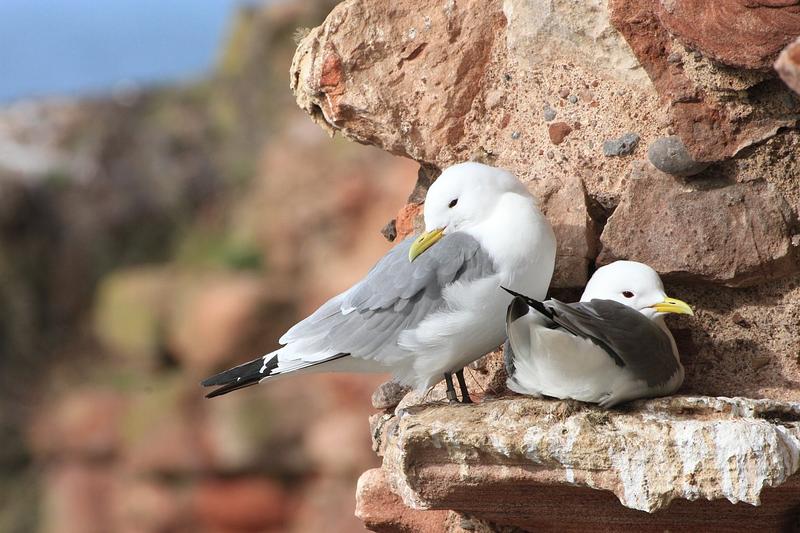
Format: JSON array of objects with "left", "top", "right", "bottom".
[{"left": 0, "top": 1, "right": 415, "bottom": 531}]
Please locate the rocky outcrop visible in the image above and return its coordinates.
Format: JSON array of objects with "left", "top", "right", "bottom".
[
  {"left": 291, "top": 0, "right": 665, "bottom": 289},
  {"left": 365, "top": 395, "right": 800, "bottom": 530},
  {"left": 291, "top": 0, "right": 800, "bottom": 530},
  {"left": 654, "top": 0, "right": 800, "bottom": 70},
  {"left": 598, "top": 165, "right": 800, "bottom": 287},
  {"left": 610, "top": 0, "right": 800, "bottom": 164},
  {"left": 356, "top": 468, "right": 452, "bottom": 532},
  {"left": 291, "top": 0, "right": 800, "bottom": 290},
  {"left": 291, "top": 0, "right": 800, "bottom": 387},
  {"left": 291, "top": 0, "right": 505, "bottom": 163}
]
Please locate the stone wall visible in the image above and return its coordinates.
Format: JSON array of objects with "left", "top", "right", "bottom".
[{"left": 290, "top": 1, "right": 800, "bottom": 530}]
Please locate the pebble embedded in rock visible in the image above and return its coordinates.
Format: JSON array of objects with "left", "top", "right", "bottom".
[
  {"left": 731, "top": 312, "right": 750, "bottom": 328},
  {"left": 667, "top": 52, "right": 682, "bottom": 64},
  {"left": 568, "top": 95, "right": 578, "bottom": 104},
  {"left": 548, "top": 122, "right": 572, "bottom": 145},
  {"left": 380, "top": 219, "right": 397, "bottom": 242},
  {"left": 558, "top": 87, "right": 570, "bottom": 98},
  {"left": 602, "top": 132, "right": 640, "bottom": 156},
  {"left": 543, "top": 106, "right": 557, "bottom": 121},
  {"left": 751, "top": 356, "right": 771, "bottom": 370},
  {"left": 647, "top": 135, "right": 710, "bottom": 177},
  {"left": 371, "top": 380, "right": 411, "bottom": 410}
]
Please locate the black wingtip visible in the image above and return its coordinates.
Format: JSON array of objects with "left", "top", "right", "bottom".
[
  {"left": 501, "top": 286, "right": 525, "bottom": 299},
  {"left": 202, "top": 355, "right": 278, "bottom": 398},
  {"left": 501, "top": 286, "right": 553, "bottom": 320},
  {"left": 205, "top": 376, "right": 261, "bottom": 398}
]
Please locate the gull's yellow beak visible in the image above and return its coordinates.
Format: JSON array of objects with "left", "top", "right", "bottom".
[
  {"left": 650, "top": 296, "right": 694, "bottom": 316},
  {"left": 409, "top": 228, "right": 444, "bottom": 262}
]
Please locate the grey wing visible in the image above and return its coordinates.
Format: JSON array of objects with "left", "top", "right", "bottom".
[
  {"left": 545, "top": 299, "right": 679, "bottom": 387},
  {"left": 279, "top": 232, "right": 497, "bottom": 363}
]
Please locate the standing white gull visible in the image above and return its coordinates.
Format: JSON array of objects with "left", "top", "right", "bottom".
[
  {"left": 504, "top": 261, "right": 693, "bottom": 408},
  {"left": 202, "top": 162, "right": 556, "bottom": 402}
]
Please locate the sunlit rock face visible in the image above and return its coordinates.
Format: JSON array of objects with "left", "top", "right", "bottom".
[
  {"left": 291, "top": 0, "right": 800, "bottom": 529},
  {"left": 363, "top": 395, "right": 800, "bottom": 529}
]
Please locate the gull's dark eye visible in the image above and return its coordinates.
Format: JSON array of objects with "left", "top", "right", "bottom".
[
  {"left": 448, "top": 198, "right": 458, "bottom": 208},
  {"left": 622, "top": 291, "right": 634, "bottom": 298}
]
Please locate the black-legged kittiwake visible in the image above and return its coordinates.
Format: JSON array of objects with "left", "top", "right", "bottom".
[
  {"left": 503, "top": 261, "right": 693, "bottom": 408},
  {"left": 202, "top": 162, "right": 556, "bottom": 402}
]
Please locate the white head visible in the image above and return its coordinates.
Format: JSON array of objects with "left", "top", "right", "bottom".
[
  {"left": 409, "top": 162, "right": 533, "bottom": 261},
  {"left": 423, "top": 162, "right": 529, "bottom": 233},
  {"left": 581, "top": 261, "right": 693, "bottom": 320}
]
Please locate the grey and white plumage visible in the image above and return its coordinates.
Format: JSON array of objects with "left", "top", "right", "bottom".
[
  {"left": 202, "top": 162, "right": 556, "bottom": 398},
  {"left": 504, "top": 261, "right": 693, "bottom": 408}
]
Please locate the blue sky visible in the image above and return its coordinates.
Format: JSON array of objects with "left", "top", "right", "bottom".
[{"left": 0, "top": 0, "right": 261, "bottom": 102}]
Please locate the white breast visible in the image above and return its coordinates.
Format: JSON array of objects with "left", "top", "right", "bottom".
[
  {"left": 507, "top": 322, "right": 645, "bottom": 405},
  {"left": 398, "top": 275, "right": 510, "bottom": 388}
]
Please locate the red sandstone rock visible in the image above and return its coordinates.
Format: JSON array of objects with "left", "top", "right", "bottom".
[
  {"left": 113, "top": 478, "right": 187, "bottom": 533},
  {"left": 41, "top": 463, "right": 116, "bottom": 533},
  {"left": 371, "top": 380, "right": 411, "bottom": 410},
  {"left": 28, "top": 390, "right": 126, "bottom": 460},
  {"left": 394, "top": 203, "right": 423, "bottom": 241},
  {"left": 610, "top": 0, "right": 800, "bottom": 163},
  {"left": 168, "top": 274, "right": 292, "bottom": 375},
  {"left": 192, "top": 477, "right": 289, "bottom": 531},
  {"left": 655, "top": 0, "right": 800, "bottom": 70},
  {"left": 289, "top": 4, "right": 800, "bottom": 528},
  {"left": 291, "top": 0, "right": 505, "bottom": 162},
  {"left": 598, "top": 165, "right": 800, "bottom": 287},
  {"left": 123, "top": 381, "right": 216, "bottom": 475},
  {"left": 776, "top": 37, "right": 800, "bottom": 95},
  {"left": 378, "top": 396, "right": 800, "bottom": 527},
  {"left": 305, "top": 412, "right": 379, "bottom": 476},
  {"left": 547, "top": 122, "right": 572, "bottom": 145},
  {"left": 532, "top": 175, "right": 598, "bottom": 288},
  {"left": 356, "top": 468, "right": 450, "bottom": 533},
  {"left": 292, "top": 476, "right": 372, "bottom": 533},
  {"left": 252, "top": 114, "right": 417, "bottom": 311},
  {"left": 126, "top": 417, "right": 215, "bottom": 475}
]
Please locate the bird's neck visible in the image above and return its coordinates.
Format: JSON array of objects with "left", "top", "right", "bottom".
[
  {"left": 654, "top": 316, "right": 684, "bottom": 365},
  {"left": 466, "top": 192, "right": 556, "bottom": 297}
]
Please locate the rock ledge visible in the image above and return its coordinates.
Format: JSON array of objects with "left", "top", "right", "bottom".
[{"left": 368, "top": 395, "right": 800, "bottom": 530}]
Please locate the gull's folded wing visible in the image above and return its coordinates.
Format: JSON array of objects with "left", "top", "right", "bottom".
[{"left": 544, "top": 299, "right": 678, "bottom": 387}]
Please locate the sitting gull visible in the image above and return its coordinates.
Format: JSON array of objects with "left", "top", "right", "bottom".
[
  {"left": 503, "top": 261, "right": 693, "bottom": 407},
  {"left": 203, "top": 162, "right": 556, "bottom": 402}
]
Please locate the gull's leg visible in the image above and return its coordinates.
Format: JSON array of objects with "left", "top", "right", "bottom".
[
  {"left": 455, "top": 369, "right": 473, "bottom": 404},
  {"left": 444, "top": 373, "right": 458, "bottom": 403}
]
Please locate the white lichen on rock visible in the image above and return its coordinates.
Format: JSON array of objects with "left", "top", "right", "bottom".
[{"left": 380, "top": 396, "right": 800, "bottom": 513}]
